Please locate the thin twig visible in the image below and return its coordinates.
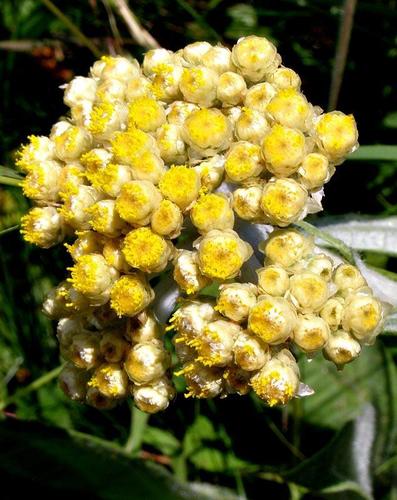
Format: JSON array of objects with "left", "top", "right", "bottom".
[
  {"left": 112, "top": 0, "right": 160, "bottom": 50},
  {"left": 0, "top": 364, "right": 64, "bottom": 410},
  {"left": 0, "top": 176, "right": 22, "bottom": 187},
  {"left": 175, "top": 0, "right": 221, "bottom": 41},
  {"left": 39, "top": 0, "right": 102, "bottom": 58},
  {"left": 102, "top": 0, "right": 123, "bottom": 54},
  {"left": 0, "top": 225, "right": 19, "bottom": 237},
  {"left": 124, "top": 403, "right": 150, "bottom": 454},
  {"left": 328, "top": 0, "right": 357, "bottom": 110}
]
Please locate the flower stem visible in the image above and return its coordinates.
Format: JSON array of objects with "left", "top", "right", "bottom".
[
  {"left": 124, "top": 403, "right": 150, "bottom": 455},
  {"left": 295, "top": 220, "right": 354, "bottom": 263},
  {"left": 0, "top": 364, "right": 64, "bottom": 411},
  {"left": 0, "top": 176, "right": 21, "bottom": 187}
]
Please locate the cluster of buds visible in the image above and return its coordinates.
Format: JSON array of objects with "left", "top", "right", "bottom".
[
  {"left": 46, "top": 292, "right": 174, "bottom": 413},
  {"left": 170, "top": 229, "right": 386, "bottom": 406},
  {"left": 16, "top": 36, "right": 380, "bottom": 413}
]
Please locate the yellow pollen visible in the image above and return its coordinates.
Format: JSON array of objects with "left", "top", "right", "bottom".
[{"left": 122, "top": 227, "right": 167, "bottom": 272}]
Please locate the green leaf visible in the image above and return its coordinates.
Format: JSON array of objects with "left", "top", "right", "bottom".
[
  {"left": 143, "top": 426, "right": 181, "bottom": 456},
  {"left": 349, "top": 145, "right": 397, "bottom": 161},
  {"left": 0, "top": 419, "right": 220, "bottom": 499},
  {"left": 0, "top": 166, "right": 23, "bottom": 179},
  {"left": 383, "top": 112, "right": 397, "bottom": 129},
  {"left": 315, "top": 216, "right": 397, "bottom": 256},
  {"left": 283, "top": 409, "right": 375, "bottom": 499}
]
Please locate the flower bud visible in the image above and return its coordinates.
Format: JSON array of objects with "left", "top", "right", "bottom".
[
  {"left": 306, "top": 254, "right": 334, "bottom": 281},
  {"left": 100, "top": 330, "right": 129, "bottom": 362},
  {"left": 261, "top": 178, "right": 308, "bottom": 226},
  {"left": 168, "top": 300, "right": 218, "bottom": 339},
  {"left": 333, "top": 264, "right": 366, "bottom": 293},
  {"left": 225, "top": 141, "right": 264, "bottom": 182},
  {"left": 96, "top": 78, "right": 126, "bottom": 101},
  {"left": 235, "top": 108, "right": 270, "bottom": 145},
  {"left": 59, "top": 163, "right": 86, "bottom": 197},
  {"left": 80, "top": 147, "right": 112, "bottom": 177},
  {"left": 192, "top": 319, "right": 242, "bottom": 367},
  {"left": 99, "top": 56, "right": 140, "bottom": 83},
  {"left": 59, "top": 363, "right": 89, "bottom": 402},
  {"left": 267, "top": 89, "right": 312, "bottom": 131},
  {"left": 21, "top": 206, "right": 65, "bottom": 248},
  {"left": 156, "top": 124, "right": 187, "bottom": 164},
  {"left": 323, "top": 330, "right": 361, "bottom": 368},
  {"left": 201, "top": 46, "right": 233, "bottom": 74},
  {"left": 92, "top": 163, "right": 133, "bottom": 198},
  {"left": 217, "top": 71, "right": 247, "bottom": 106},
  {"left": 88, "top": 100, "right": 128, "bottom": 141},
  {"left": 143, "top": 48, "right": 174, "bottom": 76},
  {"left": 59, "top": 185, "right": 103, "bottom": 230},
  {"left": 314, "top": 111, "right": 358, "bottom": 161},
  {"left": 245, "top": 83, "right": 276, "bottom": 114},
  {"left": 110, "top": 274, "right": 154, "bottom": 317},
  {"left": 262, "top": 229, "right": 313, "bottom": 268},
  {"left": 151, "top": 62, "right": 183, "bottom": 102},
  {"left": 193, "top": 155, "right": 225, "bottom": 192},
  {"left": 196, "top": 229, "right": 253, "bottom": 280},
  {"left": 250, "top": 350, "right": 300, "bottom": 406},
  {"left": 180, "top": 362, "right": 224, "bottom": 398},
  {"left": 69, "top": 253, "right": 119, "bottom": 302},
  {"left": 342, "top": 293, "right": 383, "bottom": 342},
  {"left": 262, "top": 124, "right": 307, "bottom": 177},
  {"left": 232, "top": 35, "right": 279, "bottom": 82},
  {"left": 248, "top": 295, "right": 296, "bottom": 344},
  {"left": 320, "top": 297, "right": 344, "bottom": 331},
  {"left": 89, "top": 199, "right": 125, "bottom": 238},
  {"left": 179, "top": 66, "right": 218, "bottom": 107},
  {"left": 191, "top": 193, "right": 234, "bottom": 233},
  {"left": 173, "top": 250, "right": 210, "bottom": 295},
  {"left": 86, "top": 387, "right": 118, "bottom": 410},
  {"left": 298, "top": 153, "right": 330, "bottom": 190},
  {"left": 293, "top": 314, "right": 330, "bottom": 353},
  {"left": 122, "top": 227, "right": 173, "bottom": 273},
  {"left": 54, "top": 125, "right": 92, "bottom": 161},
  {"left": 68, "top": 332, "right": 100, "bottom": 369},
  {"left": 133, "top": 376, "right": 175, "bottom": 413},
  {"left": 111, "top": 129, "right": 155, "bottom": 165},
  {"left": 64, "top": 76, "right": 97, "bottom": 108},
  {"left": 183, "top": 109, "right": 232, "bottom": 157},
  {"left": 102, "top": 237, "right": 130, "bottom": 272},
  {"left": 289, "top": 272, "right": 329, "bottom": 312},
  {"left": 22, "top": 160, "right": 62, "bottom": 202},
  {"left": 159, "top": 165, "right": 201, "bottom": 211},
  {"left": 125, "top": 75, "right": 152, "bottom": 101},
  {"left": 66, "top": 230, "right": 103, "bottom": 261},
  {"left": 166, "top": 101, "right": 198, "bottom": 126},
  {"left": 233, "top": 330, "right": 270, "bottom": 371},
  {"left": 257, "top": 265, "right": 290, "bottom": 297},
  {"left": 232, "top": 184, "right": 263, "bottom": 221},
  {"left": 182, "top": 42, "right": 211, "bottom": 65},
  {"left": 128, "top": 97, "right": 166, "bottom": 132},
  {"left": 16, "top": 135, "right": 55, "bottom": 173},
  {"left": 223, "top": 366, "right": 252, "bottom": 395},
  {"left": 42, "top": 282, "right": 74, "bottom": 319},
  {"left": 115, "top": 180, "right": 162, "bottom": 226},
  {"left": 268, "top": 67, "right": 301, "bottom": 90},
  {"left": 88, "top": 363, "right": 128, "bottom": 399},
  {"left": 124, "top": 342, "right": 170, "bottom": 384},
  {"left": 126, "top": 311, "right": 163, "bottom": 344},
  {"left": 57, "top": 316, "right": 86, "bottom": 347},
  {"left": 216, "top": 283, "right": 257, "bottom": 322},
  {"left": 151, "top": 199, "right": 183, "bottom": 238}
]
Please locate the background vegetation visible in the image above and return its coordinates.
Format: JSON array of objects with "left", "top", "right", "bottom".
[{"left": 1, "top": 1, "right": 397, "bottom": 498}]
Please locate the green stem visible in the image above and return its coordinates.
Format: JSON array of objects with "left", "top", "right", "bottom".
[
  {"left": 295, "top": 220, "right": 354, "bottom": 263},
  {"left": 0, "top": 176, "right": 21, "bottom": 187},
  {"left": 124, "top": 404, "right": 150, "bottom": 455},
  {"left": 0, "top": 225, "right": 19, "bottom": 237},
  {"left": 0, "top": 364, "right": 64, "bottom": 410},
  {"left": 40, "top": 0, "right": 102, "bottom": 58}
]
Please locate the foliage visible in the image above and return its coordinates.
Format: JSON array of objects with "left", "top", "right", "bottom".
[{"left": 0, "top": 1, "right": 397, "bottom": 499}]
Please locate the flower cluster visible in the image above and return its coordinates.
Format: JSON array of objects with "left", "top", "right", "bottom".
[
  {"left": 16, "top": 36, "right": 378, "bottom": 413},
  {"left": 170, "top": 229, "right": 385, "bottom": 405}
]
